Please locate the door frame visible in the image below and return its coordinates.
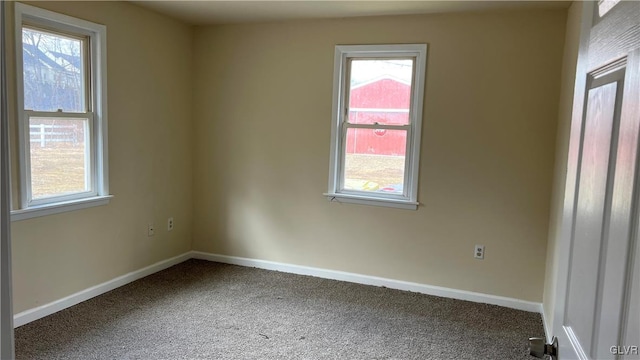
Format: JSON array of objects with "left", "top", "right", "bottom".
[
  {"left": 0, "top": 1, "right": 15, "bottom": 358},
  {"left": 549, "top": 0, "right": 593, "bottom": 345}
]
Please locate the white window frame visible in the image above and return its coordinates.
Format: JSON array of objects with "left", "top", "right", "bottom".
[
  {"left": 325, "top": 44, "right": 427, "bottom": 210},
  {"left": 11, "top": 3, "right": 110, "bottom": 221}
]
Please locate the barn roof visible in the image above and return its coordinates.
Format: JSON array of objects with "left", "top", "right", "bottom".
[{"left": 351, "top": 74, "right": 411, "bottom": 90}]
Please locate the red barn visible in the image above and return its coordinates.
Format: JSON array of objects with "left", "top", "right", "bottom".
[{"left": 347, "top": 76, "right": 411, "bottom": 156}]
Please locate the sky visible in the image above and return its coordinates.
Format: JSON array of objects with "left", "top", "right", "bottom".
[{"left": 350, "top": 59, "right": 413, "bottom": 85}]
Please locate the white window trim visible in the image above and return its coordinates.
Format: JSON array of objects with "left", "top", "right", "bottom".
[
  {"left": 12, "top": 3, "right": 110, "bottom": 220},
  {"left": 325, "top": 44, "right": 427, "bottom": 210},
  {"left": 10, "top": 195, "right": 113, "bottom": 221}
]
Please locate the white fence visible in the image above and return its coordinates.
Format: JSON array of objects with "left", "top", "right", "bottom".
[{"left": 29, "top": 124, "right": 79, "bottom": 147}]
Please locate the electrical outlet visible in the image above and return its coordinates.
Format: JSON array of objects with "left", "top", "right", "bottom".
[
  {"left": 148, "top": 223, "right": 155, "bottom": 237},
  {"left": 167, "top": 217, "right": 174, "bottom": 231},
  {"left": 474, "top": 245, "right": 485, "bottom": 259}
]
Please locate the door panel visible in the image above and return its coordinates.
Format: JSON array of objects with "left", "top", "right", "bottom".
[
  {"left": 597, "top": 52, "right": 640, "bottom": 360},
  {"left": 565, "top": 73, "right": 619, "bottom": 360}
]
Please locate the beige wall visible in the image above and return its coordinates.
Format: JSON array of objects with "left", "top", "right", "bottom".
[
  {"left": 8, "top": 3, "right": 569, "bottom": 315},
  {"left": 542, "top": 0, "right": 583, "bottom": 330},
  {"left": 192, "top": 10, "right": 566, "bottom": 302},
  {"left": 10, "top": 1, "right": 194, "bottom": 313}
]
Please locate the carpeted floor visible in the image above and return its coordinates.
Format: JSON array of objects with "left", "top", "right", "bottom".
[{"left": 16, "top": 259, "right": 543, "bottom": 359}]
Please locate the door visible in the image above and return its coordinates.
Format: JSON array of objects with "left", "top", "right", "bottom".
[{"left": 551, "top": 1, "right": 640, "bottom": 359}]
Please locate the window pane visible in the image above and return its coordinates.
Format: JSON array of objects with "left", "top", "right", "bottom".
[
  {"left": 348, "top": 59, "right": 413, "bottom": 126},
  {"left": 29, "top": 117, "right": 90, "bottom": 199},
  {"left": 22, "top": 27, "right": 85, "bottom": 112},
  {"left": 343, "top": 128, "right": 406, "bottom": 194}
]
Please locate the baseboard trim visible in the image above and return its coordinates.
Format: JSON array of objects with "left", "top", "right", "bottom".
[
  {"left": 15, "top": 250, "right": 543, "bottom": 328},
  {"left": 13, "top": 252, "right": 192, "bottom": 328},
  {"left": 191, "top": 251, "right": 542, "bottom": 313}
]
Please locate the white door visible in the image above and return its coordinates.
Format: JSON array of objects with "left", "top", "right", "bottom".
[{"left": 551, "top": 1, "right": 640, "bottom": 359}]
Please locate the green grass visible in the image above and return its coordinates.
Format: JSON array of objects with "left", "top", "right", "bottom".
[{"left": 30, "top": 142, "right": 86, "bottom": 199}]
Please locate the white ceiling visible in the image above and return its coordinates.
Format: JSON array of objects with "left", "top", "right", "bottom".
[{"left": 131, "top": 1, "right": 571, "bottom": 25}]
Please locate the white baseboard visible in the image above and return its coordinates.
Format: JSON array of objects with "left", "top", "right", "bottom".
[
  {"left": 15, "top": 250, "right": 543, "bottom": 328},
  {"left": 191, "top": 251, "right": 542, "bottom": 313},
  {"left": 13, "top": 252, "right": 192, "bottom": 327}
]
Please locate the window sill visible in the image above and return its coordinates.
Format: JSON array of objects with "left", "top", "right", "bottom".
[
  {"left": 323, "top": 193, "right": 419, "bottom": 210},
  {"left": 11, "top": 195, "right": 113, "bottom": 222}
]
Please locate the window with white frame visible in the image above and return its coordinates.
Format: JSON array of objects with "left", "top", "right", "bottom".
[
  {"left": 13, "top": 3, "right": 109, "bottom": 219},
  {"left": 325, "top": 44, "right": 427, "bottom": 210}
]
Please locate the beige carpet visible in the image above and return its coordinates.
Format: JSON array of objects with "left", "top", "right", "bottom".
[{"left": 16, "top": 259, "right": 543, "bottom": 359}]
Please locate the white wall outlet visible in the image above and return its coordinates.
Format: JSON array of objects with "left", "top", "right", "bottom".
[
  {"left": 148, "top": 223, "right": 155, "bottom": 237},
  {"left": 167, "top": 217, "right": 174, "bottom": 231},
  {"left": 474, "top": 245, "right": 485, "bottom": 259}
]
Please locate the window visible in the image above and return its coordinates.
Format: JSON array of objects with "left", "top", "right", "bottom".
[
  {"left": 325, "top": 44, "right": 427, "bottom": 210},
  {"left": 13, "top": 4, "right": 109, "bottom": 220}
]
